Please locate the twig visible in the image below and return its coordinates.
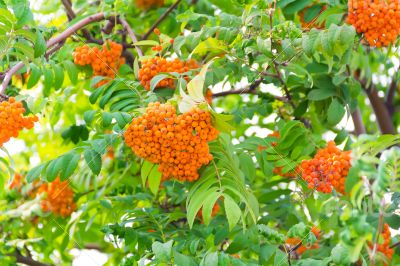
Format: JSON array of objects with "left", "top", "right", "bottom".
[
  {"left": 118, "top": 18, "right": 143, "bottom": 56},
  {"left": 60, "top": 0, "right": 103, "bottom": 44},
  {"left": 390, "top": 240, "right": 400, "bottom": 249},
  {"left": 8, "top": 249, "right": 51, "bottom": 266},
  {"left": 142, "top": 0, "right": 183, "bottom": 39},
  {"left": 0, "top": 12, "right": 106, "bottom": 94},
  {"left": 370, "top": 198, "right": 386, "bottom": 266},
  {"left": 386, "top": 78, "right": 397, "bottom": 116},
  {"left": 351, "top": 107, "right": 366, "bottom": 136}
]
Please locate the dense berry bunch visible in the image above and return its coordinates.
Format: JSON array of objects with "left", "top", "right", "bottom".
[
  {"left": 9, "top": 173, "right": 23, "bottom": 190},
  {"left": 368, "top": 223, "right": 394, "bottom": 265},
  {"left": 73, "top": 41, "right": 125, "bottom": 87},
  {"left": 135, "top": 0, "right": 164, "bottom": 9},
  {"left": 138, "top": 57, "right": 198, "bottom": 90},
  {"left": 38, "top": 178, "right": 77, "bottom": 217},
  {"left": 286, "top": 226, "right": 321, "bottom": 255},
  {"left": 301, "top": 141, "right": 351, "bottom": 194},
  {"left": 347, "top": 0, "right": 400, "bottom": 47},
  {"left": 299, "top": 5, "right": 326, "bottom": 30},
  {"left": 0, "top": 97, "right": 38, "bottom": 146},
  {"left": 124, "top": 102, "right": 219, "bottom": 182},
  {"left": 197, "top": 202, "right": 220, "bottom": 220}
]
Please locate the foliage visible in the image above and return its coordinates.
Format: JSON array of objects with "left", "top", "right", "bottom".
[{"left": 0, "top": 0, "right": 400, "bottom": 265}]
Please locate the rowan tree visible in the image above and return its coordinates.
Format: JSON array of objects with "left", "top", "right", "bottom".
[{"left": 0, "top": 0, "right": 400, "bottom": 265}]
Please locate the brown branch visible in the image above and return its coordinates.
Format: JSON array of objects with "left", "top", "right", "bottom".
[
  {"left": 118, "top": 18, "right": 144, "bottom": 57},
  {"left": 390, "top": 240, "right": 400, "bottom": 249},
  {"left": 351, "top": 107, "right": 366, "bottom": 136},
  {"left": 386, "top": 78, "right": 397, "bottom": 116},
  {"left": 60, "top": 0, "right": 103, "bottom": 44},
  {"left": 0, "top": 12, "right": 106, "bottom": 94},
  {"left": 10, "top": 249, "right": 51, "bottom": 266},
  {"left": 370, "top": 199, "right": 386, "bottom": 266},
  {"left": 142, "top": 0, "right": 183, "bottom": 39},
  {"left": 366, "top": 88, "right": 396, "bottom": 134}
]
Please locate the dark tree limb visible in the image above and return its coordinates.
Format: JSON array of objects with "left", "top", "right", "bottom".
[
  {"left": 142, "top": 0, "right": 183, "bottom": 39},
  {"left": 386, "top": 78, "right": 397, "bottom": 116},
  {"left": 7, "top": 249, "right": 51, "bottom": 266},
  {"left": 118, "top": 18, "right": 144, "bottom": 57},
  {"left": 351, "top": 107, "right": 366, "bottom": 136},
  {"left": 366, "top": 88, "right": 396, "bottom": 134},
  {"left": 0, "top": 12, "right": 106, "bottom": 94}
]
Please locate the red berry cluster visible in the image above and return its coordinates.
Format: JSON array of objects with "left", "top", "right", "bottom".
[
  {"left": 300, "top": 141, "right": 351, "bottom": 194},
  {"left": 124, "top": 102, "right": 219, "bottom": 182},
  {"left": 368, "top": 223, "right": 394, "bottom": 265},
  {"left": 38, "top": 178, "right": 77, "bottom": 217},
  {"left": 347, "top": 0, "right": 400, "bottom": 47},
  {"left": 73, "top": 41, "right": 125, "bottom": 87},
  {"left": 138, "top": 57, "right": 199, "bottom": 90},
  {"left": 9, "top": 173, "right": 23, "bottom": 190},
  {"left": 0, "top": 97, "right": 38, "bottom": 147}
]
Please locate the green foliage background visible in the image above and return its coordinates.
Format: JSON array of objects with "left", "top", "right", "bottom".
[{"left": 0, "top": 0, "right": 400, "bottom": 265}]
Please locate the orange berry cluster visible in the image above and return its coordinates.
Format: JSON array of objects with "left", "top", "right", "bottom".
[
  {"left": 197, "top": 202, "right": 220, "bottom": 220},
  {"left": 135, "top": 0, "right": 164, "bottom": 9},
  {"left": 286, "top": 226, "right": 321, "bottom": 255},
  {"left": 368, "top": 223, "right": 394, "bottom": 265},
  {"left": 205, "top": 89, "right": 213, "bottom": 105},
  {"left": 0, "top": 97, "right": 38, "bottom": 147},
  {"left": 347, "top": 0, "right": 400, "bottom": 47},
  {"left": 301, "top": 141, "right": 351, "bottom": 194},
  {"left": 9, "top": 173, "right": 23, "bottom": 190},
  {"left": 38, "top": 178, "right": 77, "bottom": 217},
  {"left": 299, "top": 5, "right": 327, "bottom": 30},
  {"left": 73, "top": 41, "right": 125, "bottom": 87},
  {"left": 124, "top": 102, "right": 219, "bottom": 182},
  {"left": 138, "top": 57, "right": 199, "bottom": 90}
]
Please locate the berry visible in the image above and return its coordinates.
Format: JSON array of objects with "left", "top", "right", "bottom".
[
  {"left": 347, "top": 0, "right": 400, "bottom": 47},
  {"left": 197, "top": 202, "right": 220, "bottom": 220},
  {"left": 38, "top": 177, "right": 76, "bottom": 218},
  {"left": 135, "top": 0, "right": 164, "bottom": 9},
  {"left": 285, "top": 226, "right": 321, "bottom": 255},
  {"left": 138, "top": 57, "right": 199, "bottom": 90},
  {"left": 205, "top": 89, "right": 213, "bottom": 105},
  {"left": 9, "top": 173, "right": 23, "bottom": 190},
  {"left": 368, "top": 223, "right": 394, "bottom": 265},
  {"left": 124, "top": 102, "right": 219, "bottom": 182},
  {"left": 300, "top": 141, "right": 351, "bottom": 194},
  {"left": 73, "top": 41, "right": 125, "bottom": 87},
  {"left": 0, "top": 97, "right": 38, "bottom": 147}
]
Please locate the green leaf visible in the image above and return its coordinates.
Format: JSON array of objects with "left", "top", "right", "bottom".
[
  {"left": 26, "top": 164, "right": 45, "bottom": 183},
  {"left": 34, "top": 31, "right": 46, "bottom": 58},
  {"left": 327, "top": 99, "right": 345, "bottom": 125},
  {"left": 63, "top": 61, "right": 78, "bottom": 84},
  {"left": 223, "top": 194, "right": 241, "bottom": 231},
  {"left": 202, "top": 191, "right": 220, "bottom": 225},
  {"left": 84, "top": 110, "right": 97, "bottom": 125},
  {"left": 141, "top": 161, "right": 155, "bottom": 187},
  {"left": 102, "top": 112, "right": 113, "bottom": 127},
  {"left": 134, "top": 40, "right": 159, "bottom": 46},
  {"left": 307, "top": 87, "right": 336, "bottom": 101},
  {"left": 173, "top": 250, "right": 197, "bottom": 266},
  {"left": 27, "top": 65, "right": 41, "bottom": 89},
  {"left": 83, "top": 149, "right": 102, "bottom": 175},
  {"left": 152, "top": 240, "right": 173, "bottom": 262},
  {"left": 150, "top": 74, "right": 169, "bottom": 91},
  {"left": 60, "top": 152, "right": 81, "bottom": 181},
  {"left": 148, "top": 164, "right": 162, "bottom": 195}
]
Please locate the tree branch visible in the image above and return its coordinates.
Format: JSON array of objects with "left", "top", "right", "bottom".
[
  {"left": 142, "top": 0, "right": 183, "bottom": 39},
  {"left": 386, "top": 78, "right": 397, "bottom": 116},
  {"left": 366, "top": 87, "right": 396, "bottom": 134},
  {"left": 351, "top": 107, "right": 366, "bottom": 136},
  {"left": 9, "top": 249, "right": 51, "bottom": 266},
  {"left": 0, "top": 12, "right": 106, "bottom": 94},
  {"left": 118, "top": 18, "right": 143, "bottom": 57}
]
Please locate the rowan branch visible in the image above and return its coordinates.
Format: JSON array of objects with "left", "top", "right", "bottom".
[
  {"left": 118, "top": 18, "right": 143, "bottom": 57},
  {"left": 355, "top": 74, "right": 396, "bottom": 134},
  {"left": 386, "top": 78, "right": 397, "bottom": 116},
  {"left": 142, "top": 0, "right": 183, "bottom": 39},
  {"left": 351, "top": 107, "right": 366, "bottom": 136},
  {"left": 0, "top": 12, "right": 106, "bottom": 94},
  {"left": 7, "top": 249, "right": 51, "bottom": 266}
]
